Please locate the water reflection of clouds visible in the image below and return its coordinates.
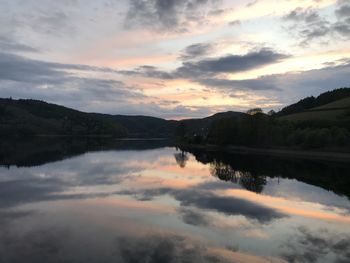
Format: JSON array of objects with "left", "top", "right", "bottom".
[
  {"left": 0, "top": 147, "right": 350, "bottom": 263},
  {"left": 263, "top": 178, "right": 350, "bottom": 214},
  {"left": 281, "top": 227, "right": 350, "bottom": 263},
  {"left": 116, "top": 187, "right": 286, "bottom": 223},
  {"left": 0, "top": 220, "right": 281, "bottom": 263}
]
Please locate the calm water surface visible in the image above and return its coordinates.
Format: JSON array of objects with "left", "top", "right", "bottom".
[{"left": 0, "top": 139, "right": 350, "bottom": 263}]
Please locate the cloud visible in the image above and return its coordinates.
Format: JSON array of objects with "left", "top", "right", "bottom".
[
  {"left": 117, "top": 187, "right": 285, "bottom": 223},
  {"left": 119, "top": 65, "right": 174, "bottom": 79},
  {"left": 283, "top": 7, "right": 330, "bottom": 45},
  {"left": 199, "top": 61, "right": 350, "bottom": 102},
  {"left": 124, "top": 0, "right": 220, "bottom": 31},
  {"left": 115, "top": 234, "right": 235, "bottom": 263},
  {"left": 336, "top": 1, "right": 350, "bottom": 18},
  {"left": 177, "top": 207, "right": 211, "bottom": 226},
  {"left": 281, "top": 227, "right": 350, "bottom": 263},
  {"left": 199, "top": 77, "right": 281, "bottom": 91},
  {"left": 173, "top": 190, "right": 285, "bottom": 223},
  {"left": 0, "top": 36, "right": 39, "bottom": 53},
  {"left": 116, "top": 47, "right": 290, "bottom": 94},
  {"left": 283, "top": 7, "right": 321, "bottom": 23},
  {"left": 246, "top": 0, "right": 259, "bottom": 8},
  {"left": 228, "top": 20, "right": 241, "bottom": 26},
  {"left": 283, "top": 3, "right": 350, "bottom": 45},
  {"left": 0, "top": 224, "right": 264, "bottom": 263},
  {"left": 174, "top": 48, "right": 290, "bottom": 78},
  {"left": 0, "top": 51, "right": 150, "bottom": 113},
  {"left": 0, "top": 52, "right": 122, "bottom": 84},
  {"left": 179, "top": 43, "right": 214, "bottom": 61},
  {"left": 0, "top": 150, "right": 152, "bottom": 210}
]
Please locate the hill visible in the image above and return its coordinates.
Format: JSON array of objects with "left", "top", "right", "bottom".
[
  {"left": 1, "top": 87, "right": 349, "bottom": 141},
  {"left": 279, "top": 97, "right": 350, "bottom": 122},
  {"left": 110, "top": 115, "right": 177, "bottom": 138},
  {"left": 0, "top": 98, "right": 127, "bottom": 137},
  {"left": 0, "top": 98, "right": 246, "bottom": 138},
  {"left": 180, "top": 111, "right": 245, "bottom": 135},
  {"left": 276, "top": 87, "right": 350, "bottom": 117},
  {"left": 182, "top": 88, "right": 350, "bottom": 150},
  {"left": 313, "top": 97, "right": 350, "bottom": 110}
]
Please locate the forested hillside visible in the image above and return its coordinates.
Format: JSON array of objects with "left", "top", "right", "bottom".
[
  {"left": 1, "top": 87, "right": 350, "bottom": 151},
  {"left": 185, "top": 88, "right": 350, "bottom": 150},
  {"left": 0, "top": 98, "right": 127, "bottom": 137},
  {"left": 276, "top": 88, "right": 350, "bottom": 116}
]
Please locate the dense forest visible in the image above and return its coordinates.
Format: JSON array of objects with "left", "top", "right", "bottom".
[
  {"left": 0, "top": 98, "right": 128, "bottom": 137},
  {"left": 179, "top": 88, "right": 350, "bottom": 150},
  {"left": 276, "top": 88, "right": 350, "bottom": 116}
]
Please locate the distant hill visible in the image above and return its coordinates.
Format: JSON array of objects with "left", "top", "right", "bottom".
[
  {"left": 0, "top": 98, "right": 127, "bottom": 137},
  {"left": 180, "top": 111, "right": 245, "bottom": 135},
  {"left": 110, "top": 115, "right": 177, "bottom": 138},
  {"left": 1, "top": 87, "right": 349, "bottom": 139},
  {"left": 0, "top": 98, "right": 246, "bottom": 138}
]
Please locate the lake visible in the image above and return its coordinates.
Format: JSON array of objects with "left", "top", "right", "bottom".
[{"left": 0, "top": 138, "right": 350, "bottom": 263}]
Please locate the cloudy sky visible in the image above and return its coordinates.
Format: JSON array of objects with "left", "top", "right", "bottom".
[{"left": 1, "top": 0, "right": 350, "bottom": 119}]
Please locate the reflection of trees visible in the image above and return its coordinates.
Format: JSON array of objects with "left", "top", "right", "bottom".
[
  {"left": 174, "top": 151, "right": 189, "bottom": 168},
  {"left": 210, "top": 161, "right": 266, "bottom": 193},
  {"left": 181, "top": 146, "right": 350, "bottom": 199}
]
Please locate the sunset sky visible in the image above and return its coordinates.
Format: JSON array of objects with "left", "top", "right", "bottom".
[{"left": 1, "top": 0, "right": 350, "bottom": 119}]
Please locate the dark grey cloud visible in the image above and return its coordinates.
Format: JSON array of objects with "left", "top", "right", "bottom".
[
  {"left": 175, "top": 48, "right": 289, "bottom": 77},
  {"left": 124, "top": 0, "right": 220, "bottom": 31},
  {"left": 179, "top": 43, "right": 214, "bottom": 61}
]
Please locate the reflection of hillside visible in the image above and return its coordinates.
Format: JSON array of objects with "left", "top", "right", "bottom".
[
  {"left": 0, "top": 137, "right": 171, "bottom": 168},
  {"left": 181, "top": 147, "right": 350, "bottom": 199}
]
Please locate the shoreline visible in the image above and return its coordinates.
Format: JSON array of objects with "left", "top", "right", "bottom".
[{"left": 177, "top": 144, "right": 350, "bottom": 162}]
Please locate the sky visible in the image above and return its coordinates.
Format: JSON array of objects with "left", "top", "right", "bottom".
[{"left": 0, "top": 0, "right": 350, "bottom": 119}]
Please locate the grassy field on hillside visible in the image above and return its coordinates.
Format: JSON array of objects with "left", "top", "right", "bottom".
[
  {"left": 279, "top": 97, "right": 350, "bottom": 121},
  {"left": 313, "top": 97, "right": 350, "bottom": 109}
]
